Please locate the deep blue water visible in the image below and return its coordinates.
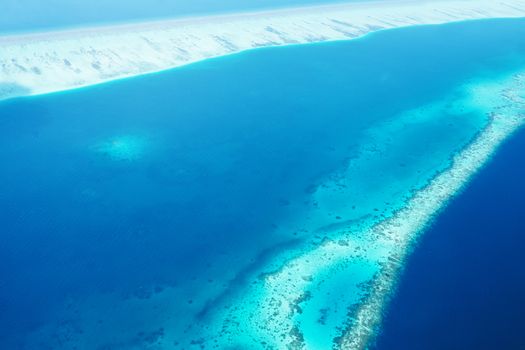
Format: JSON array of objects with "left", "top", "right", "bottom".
[
  {"left": 1, "top": 17, "right": 525, "bottom": 349},
  {"left": 375, "top": 128, "right": 525, "bottom": 349}
]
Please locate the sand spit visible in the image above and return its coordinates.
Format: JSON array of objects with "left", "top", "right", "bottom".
[{"left": 2, "top": 0, "right": 525, "bottom": 100}]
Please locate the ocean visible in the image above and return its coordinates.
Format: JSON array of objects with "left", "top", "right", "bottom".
[
  {"left": 374, "top": 126, "right": 525, "bottom": 350},
  {"left": 0, "top": 16, "right": 524, "bottom": 349}
]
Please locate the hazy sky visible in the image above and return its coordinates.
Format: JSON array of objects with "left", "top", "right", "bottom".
[{"left": 1, "top": 0, "right": 358, "bottom": 34}]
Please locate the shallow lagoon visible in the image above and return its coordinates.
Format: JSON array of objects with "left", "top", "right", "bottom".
[{"left": 0, "top": 18, "right": 525, "bottom": 349}]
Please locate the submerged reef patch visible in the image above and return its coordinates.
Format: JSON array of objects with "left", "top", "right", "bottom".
[
  {"left": 181, "top": 71, "right": 525, "bottom": 350},
  {"left": 93, "top": 135, "right": 149, "bottom": 161}
]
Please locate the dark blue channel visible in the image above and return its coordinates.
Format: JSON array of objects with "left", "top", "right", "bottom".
[{"left": 375, "top": 128, "right": 525, "bottom": 350}]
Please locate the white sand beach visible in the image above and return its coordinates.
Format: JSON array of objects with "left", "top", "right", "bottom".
[{"left": 1, "top": 0, "right": 525, "bottom": 100}]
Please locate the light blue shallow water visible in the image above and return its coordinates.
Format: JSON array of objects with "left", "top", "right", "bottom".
[
  {"left": 1, "top": 0, "right": 392, "bottom": 34},
  {"left": 0, "top": 17, "right": 524, "bottom": 349}
]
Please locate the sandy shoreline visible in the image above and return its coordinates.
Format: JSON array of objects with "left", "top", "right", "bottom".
[{"left": 1, "top": 0, "right": 525, "bottom": 100}]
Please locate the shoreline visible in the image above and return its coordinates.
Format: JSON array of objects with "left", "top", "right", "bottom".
[{"left": 2, "top": 0, "right": 525, "bottom": 101}]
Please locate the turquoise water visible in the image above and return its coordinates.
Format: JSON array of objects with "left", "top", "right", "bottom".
[
  {"left": 0, "top": 18, "right": 525, "bottom": 349},
  {"left": 1, "top": 0, "right": 389, "bottom": 34}
]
